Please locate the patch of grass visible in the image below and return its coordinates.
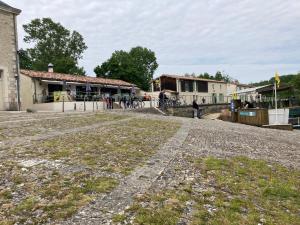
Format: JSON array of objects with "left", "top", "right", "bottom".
[
  {"left": 192, "top": 157, "right": 300, "bottom": 225},
  {"left": 1, "top": 164, "right": 118, "bottom": 224},
  {"left": 14, "top": 196, "right": 39, "bottom": 213},
  {"left": 120, "top": 157, "right": 300, "bottom": 225},
  {"left": 112, "top": 214, "right": 127, "bottom": 223},
  {"left": 28, "top": 118, "right": 181, "bottom": 175},
  {"left": 0, "top": 113, "right": 129, "bottom": 141},
  {"left": 1, "top": 116, "right": 180, "bottom": 224},
  {"left": 80, "top": 177, "right": 118, "bottom": 194},
  {"left": 0, "top": 190, "right": 13, "bottom": 200},
  {"left": 119, "top": 185, "right": 192, "bottom": 225}
]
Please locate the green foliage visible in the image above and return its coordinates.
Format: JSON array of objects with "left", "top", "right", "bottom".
[
  {"left": 197, "top": 71, "right": 234, "bottom": 83},
  {"left": 20, "top": 18, "right": 87, "bottom": 76},
  {"left": 18, "top": 49, "right": 32, "bottom": 70},
  {"left": 214, "top": 71, "right": 223, "bottom": 81},
  {"left": 94, "top": 46, "right": 158, "bottom": 91},
  {"left": 251, "top": 72, "right": 300, "bottom": 96}
]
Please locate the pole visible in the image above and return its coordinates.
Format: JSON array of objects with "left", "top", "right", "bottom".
[
  {"left": 84, "top": 96, "right": 86, "bottom": 112},
  {"left": 62, "top": 96, "right": 65, "bottom": 113},
  {"left": 14, "top": 15, "right": 21, "bottom": 111},
  {"left": 93, "top": 99, "right": 95, "bottom": 112},
  {"left": 274, "top": 82, "right": 278, "bottom": 124}
]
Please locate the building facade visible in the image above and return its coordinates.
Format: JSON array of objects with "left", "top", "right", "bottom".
[
  {"left": 151, "top": 75, "right": 229, "bottom": 104},
  {"left": 151, "top": 75, "right": 253, "bottom": 105},
  {"left": 0, "top": 1, "right": 21, "bottom": 110},
  {"left": 20, "top": 69, "right": 138, "bottom": 110}
]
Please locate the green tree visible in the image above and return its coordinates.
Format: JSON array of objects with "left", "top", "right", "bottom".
[
  {"left": 18, "top": 49, "right": 32, "bottom": 70},
  {"left": 94, "top": 47, "right": 158, "bottom": 90},
  {"left": 20, "top": 18, "right": 87, "bottom": 75},
  {"left": 215, "top": 71, "right": 223, "bottom": 81}
]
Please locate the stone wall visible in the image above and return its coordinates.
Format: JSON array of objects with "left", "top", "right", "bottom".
[
  {"left": 165, "top": 104, "right": 230, "bottom": 118},
  {"left": 0, "top": 10, "right": 18, "bottom": 110}
]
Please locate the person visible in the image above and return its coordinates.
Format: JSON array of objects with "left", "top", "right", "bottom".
[
  {"left": 202, "top": 97, "right": 206, "bottom": 104},
  {"left": 159, "top": 91, "right": 164, "bottom": 108},
  {"left": 121, "top": 96, "right": 127, "bottom": 109},
  {"left": 159, "top": 90, "right": 168, "bottom": 108},
  {"left": 42, "top": 88, "right": 47, "bottom": 103},
  {"left": 66, "top": 89, "right": 73, "bottom": 101},
  {"left": 193, "top": 100, "right": 199, "bottom": 118},
  {"left": 131, "top": 85, "right": 136, "bottom": 96}
]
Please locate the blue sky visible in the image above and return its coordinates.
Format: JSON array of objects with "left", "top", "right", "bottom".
[{"left": 6, "top": 0, "right": 300, "bottom": 83}]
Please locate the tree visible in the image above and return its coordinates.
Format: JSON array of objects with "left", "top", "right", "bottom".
[
  {"left": 20, "top": 18, "right": 87, "bottom": 75},
  {"left": 18, "top": 49, "right": 32, "bottom": 70},
  {"left": 215, "top": 71, "right": 223, "bottom": 81},
  {"left": 94, "top": 46, "right": 158, "bottom": 90}
]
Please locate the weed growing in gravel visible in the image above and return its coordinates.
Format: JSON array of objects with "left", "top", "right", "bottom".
[
  {"left": 192, "top": 157, "right": 300, "bottom": 225},
  {"left": 118, "top": 157, "right": 300, "bottom": 225},
  {"left": 119, "top": 185, "right": 192, "bottom": 225},
  {"left": 25, "top": 118, "right": 181, "bottom": 174},
  {"left": 0, "top": 163, "right": 118, "bottom": 224},
  {"left": 1, "top": 117, "right": 180, "bottom": 224},
  {"left": 0, "top": 113, "right": 129, "bottom": 141}
]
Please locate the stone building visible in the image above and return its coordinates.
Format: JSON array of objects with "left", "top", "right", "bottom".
[
  {"left": 0, "top": 1, "right": 21, "bottom": 110},
  {"left": 151, "top": 74, "right": 253, "bottom": 105},
  {"left": 151, "top": 74, "right": 229, "bottom": 104},
  {"left": 19, "top": 68, "right": 138, "bottom": 111}
]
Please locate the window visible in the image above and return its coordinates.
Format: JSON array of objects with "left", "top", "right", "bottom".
[
  {"left": 0, "top": 69, "right": 3, "bottom": 80},
  {"left": 219, "top": 94, "right": 224, "bottom": 103},
  {"left": 197, "top": 81, "right": 208, "bottom": 92},
  {"left": 180, "top": 80, "right": 194, "bottom": 92},
  {"left": 161, "top": 77, "right": 177, "bottom": 91}
]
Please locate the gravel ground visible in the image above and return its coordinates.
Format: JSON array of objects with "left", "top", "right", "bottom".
[
  {"left": 0, "top": 111, "right": 299, "bottom": 224},
  {"left": 184, "top": 119, "right": 300, "bottom": 168}
]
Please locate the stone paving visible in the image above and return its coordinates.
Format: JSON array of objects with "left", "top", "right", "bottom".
[{"left": 0, "top": 111, "right": 299, "bottom": 224}]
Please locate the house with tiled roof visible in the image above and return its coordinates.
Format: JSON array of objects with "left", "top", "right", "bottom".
[
  {"left": 0, "top": 1, "right": 21, "bottom": 110},
  {"left": 20, "top": 66, "right": 139, "bottom": 110},
  {"left": 151, "top": 74, "right": 229, "bottom": 104},
  {"left": 150, "top": 74, "right": 254, "bottom": 105}
]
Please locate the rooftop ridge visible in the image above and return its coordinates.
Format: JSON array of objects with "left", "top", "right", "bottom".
[
  {"left": 20, "top": 69, "right": 137, "bottom": 87},
  {"left": 0, "top": 1, "right": 21, "bottom": 14}
]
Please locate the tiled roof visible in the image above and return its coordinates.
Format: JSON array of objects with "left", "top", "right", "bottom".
[
  {"left": 236, "top": 83, "right": 253, "bottom": 88},
  {"left": 20, "top": 70, "right": 137, "bottom": 87},
  {"left": 159, "top": 74, "right": 226, "bottom": 83},
  {"left": 0, "top": 1, "right": 21, "bottom": 14}
]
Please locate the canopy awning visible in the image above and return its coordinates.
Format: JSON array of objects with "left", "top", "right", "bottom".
[{"left": 257, "top": 85, "right": 293, "bottom": 94}]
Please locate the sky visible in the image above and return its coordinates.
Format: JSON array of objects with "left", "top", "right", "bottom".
[{"left": 5, "top": 0, "right": 300, "bottom": 83}]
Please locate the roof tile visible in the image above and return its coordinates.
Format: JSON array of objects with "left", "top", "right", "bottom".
[{"left": 20, "top": 70, "right": 136, "bottom": 87}]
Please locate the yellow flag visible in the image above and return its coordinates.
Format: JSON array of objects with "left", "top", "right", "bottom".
[{"left": 275, "top": 72, "right": 280, "bottom": 88}]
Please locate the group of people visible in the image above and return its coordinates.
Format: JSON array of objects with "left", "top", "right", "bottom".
[
  {"left": 104, "top": 96, "right": 115, "bottom": 109},
  {"left": 119, "top": 96, "right": 135, "bottom": 109}
]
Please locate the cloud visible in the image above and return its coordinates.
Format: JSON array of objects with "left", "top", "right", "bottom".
[{"left": 6, "top": 0, "right": 300, "bottom": 83}]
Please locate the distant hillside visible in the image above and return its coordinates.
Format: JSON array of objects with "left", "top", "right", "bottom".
[{"left": 250, "top": 73, "right": 300, "bottom": 96}]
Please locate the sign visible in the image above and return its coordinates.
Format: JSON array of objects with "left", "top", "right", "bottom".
[
  {"left": 230, "top": 101, "right": 235, "bottom": 112},
  {"left": 53, "top": 91, "right": 72, "bottom": 102},
  {"left": 239, "top": 111, "right": 256, "bottom": 117}
]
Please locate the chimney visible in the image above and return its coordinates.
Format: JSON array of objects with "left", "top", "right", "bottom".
[{"left": 48, "top": 63, "right": 54, "bottom": 73}]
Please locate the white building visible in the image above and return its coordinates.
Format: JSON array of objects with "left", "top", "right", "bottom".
[{"left": 150, "top": 74, "right": 252, "bottom": 105}]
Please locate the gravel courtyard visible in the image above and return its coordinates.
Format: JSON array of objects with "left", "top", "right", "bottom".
[{"left": 0, "top": 111, "right": 299, "bottom": 225}]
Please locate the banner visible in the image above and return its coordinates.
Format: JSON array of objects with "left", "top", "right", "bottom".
[{"left": 53, "top": 91, "right": 72, "bottom": 102}]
